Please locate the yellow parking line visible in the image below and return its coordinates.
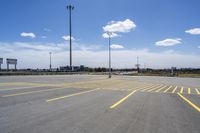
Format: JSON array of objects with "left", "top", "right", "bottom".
[
  {"left": 138, "top": 85, "right": 153, "bottom": 91},
  {"left": 188, "top": 88, "right": 191, "bottom": 94},
  {"left": 180, "top": 87, "right": 184, "bottom": 94},
  {"left": 178, "top": 93, "right": 200, "bottom": 112},
  {"left": 140, "top": 85, "right": 158, "bottom": 91},
  {"left": 147, "top": 85, "right": 163, "bottom": 92},
  {"left": 2, "top": 87, "right": 68, "bottom": 97},
  {"left": 172, "top": 86, "right": 177, "bottom": 93},
  {"left": 195, "top": 88, "right": 200, "bottom": 95},
  {"left": 0, "top": 86, "right": 43, "bottom": 91},
  {"left": 128, "top": 85, "right": 142, "bottom": 90},
  {"left": 0, "top": 82, "right": 28, "bottom": 86},
  {"left": 142, "top": 84, "right": 160, "bottom": 91},
  {"left": 119, "top": 88, "right": 128, "bottom": 91},
  {"left": 0, "top": 82, "right": 51, "bottom": 87},
  {"left": 110, "top": 90, "right": 137, "bottom": 109},
  {"left": 136, "top": 84, "right": 153, "bottom": 91},
  {"left": 163, "top": 86, "right": 172, "bottom": 93},
  {"left": 46, "top": 88, "right": 100, "bottom": 102},
  {"left": 155, "top": 85, "right": 167, "bottom": 92}
]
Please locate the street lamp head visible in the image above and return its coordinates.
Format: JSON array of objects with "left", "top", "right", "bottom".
[
  {"left": 106, "top": 31, "right": 112, "bottom": 36},
  {"left": 67, "top": 5, "right": 74, "bottom": 10}
]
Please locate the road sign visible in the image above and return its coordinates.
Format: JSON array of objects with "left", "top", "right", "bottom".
[
  {"left": 7, "top": 59, "right": 17, "bottom": 64},
  {"left": 6, "top": 58, "right": 17, "bottom": 70}
]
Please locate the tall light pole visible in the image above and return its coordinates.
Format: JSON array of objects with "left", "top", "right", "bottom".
[
  {"left": 107, "top": 32, "right": 112, "bottom": 78},
  {"left": 67, "top": 5, "right": 74, "bottom": 70},
  {"left": 136, "top": 56, "right": 140, "bottom": 73},
  {"left": 49, "top": 52, "right": 52, "bottom": 71}
]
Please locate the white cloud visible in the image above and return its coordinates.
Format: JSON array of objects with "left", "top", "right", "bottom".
[
  {"left": 103, "top": 19, "right": 136, "bottom": 33},
  {"left": 198, "top": 46, "right": 200, "bottom": 48},
  {"left": 0, "top": 42, "right": 101, "bottom": 53},
  {"left": 110, "top": 44, "right": 124, "bottom": 49},
  {"left": 62, "top": 35, "right": 75, "bottom": 41},
  {"left": 155, "top": 38, "right": 182, "bottom": 46},
  {"left": 0, "top": 42, "right": 63, "bottom": 52},
  {"left": 20, "top": 32, "right": 36, "bottom": 38},
  {"left": 0, "top": 42, "right": 200, "bottom": 69},
  {"left": 74, "top": 44, "right": 101, "bottom": 51},
  {"left": 102, "top": 32, "right": 119, "bottom": 38},
  {"left": 185, "top": 28, "right": 200, "bottom": 35}
]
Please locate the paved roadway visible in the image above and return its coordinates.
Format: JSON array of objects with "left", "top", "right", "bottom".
[{"left": 0, "top": 75, "right": 199, "bottom": 133}]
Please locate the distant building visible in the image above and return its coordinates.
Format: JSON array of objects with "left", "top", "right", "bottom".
[
  {"left": 59, "top": 65, "right": 86, "bottom": 72},
  {"left": 80, "top": 65, "right": 85, "bottom": 71},
  {"left": 60, "top": 66, "right": 71, "bottom": 72}
]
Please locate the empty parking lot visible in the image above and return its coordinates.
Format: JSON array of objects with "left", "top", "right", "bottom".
[{"left": 0, "top": 75, "right": 199, "bottom": 133}]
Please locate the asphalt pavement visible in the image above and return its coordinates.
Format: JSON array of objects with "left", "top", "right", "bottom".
[{"left": 0, "top": 75, "right": 199, "bottom": 133}]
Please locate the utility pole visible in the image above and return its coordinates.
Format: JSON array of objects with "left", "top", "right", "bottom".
[
  {"left": 49, "top": 52, "right": 52, "bottom": 71},
  {"left": 0, "top": 58, "right": 2, "bottom": 70},
  {"left": 136, "top": 56, "right": 140, "bottom": 73},
  {"left": 107, "top": 32, "right": 112, "bottom": 78},
  {"left": 144, "top": 63, "right": 146, "bottom": 70},
  {"left": 67, "top": 5, "right": 74, "bottom": 70}
]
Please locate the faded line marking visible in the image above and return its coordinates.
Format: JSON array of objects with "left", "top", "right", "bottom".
[
  {"left": 110, "top": 90, "right": 137, "bottom": 109},
  {"left": 46, "top": 88, "right": 100, "bottom": 102},
  {"left": 140, "top": 85, "right": 160, "bottom": 91},
  {"left": 2, "top": 87, "right": 67, "bottom": 97},
  {"left": 195, "top": 88, "right": 200, "bottom": 95},
  {"left": 163, "top": 86, "right": 172, "bottom": 93},
  {"left": 0, "top": 82, "right": 28, "bottom": 86},
  {"left": 139, "top": 85, "right": 155, "bottom": 91},
  {"left": 134, "top": 84, "right": 153, "bottom": 91},
  {"left": 155, "top": 85, "right": 167, "bottom": 92},
  {"left": 0, "top": 86, "right": 47, "bottom": 91},
  {"left": 147, "top": 85, "right": 163, "bottom": 92},
  {"left": 178, "top": 93, "right": 200, "bottom": 112},
  {"left": 172, "top": 86, "right": 177, "bottom": 93},
  {"left": 139, "top": 84, "right": 157, "bottom": 91}
]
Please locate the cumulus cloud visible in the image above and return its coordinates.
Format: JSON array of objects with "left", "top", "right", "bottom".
[
  {"left": 155, "top": 38, "right": 182, "bottom": 46},
  {"left": 103, "top": 19, "right": 136, "bottom": 33},
  {"left": 102, "top": 19, "right": 136, "bottom": 39},
  {"left": 185, "top": 28, "right": 200, "bottom": 35},
  {"left": 20, "top": 32, "right": 36, "bottom": 38},
  {"left": 102, "top": 32, "right": 119, "bottom": 38},
  {"left": 62, "top": 35, "right": 75, "bottom": 41},
  {"left": 110, "top": 44, "right": 124, "bottom": 49}
]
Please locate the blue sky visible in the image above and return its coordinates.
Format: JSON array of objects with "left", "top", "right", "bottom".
[{"left": 0, "top": 0, "right": 200, "bottom": 69}]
